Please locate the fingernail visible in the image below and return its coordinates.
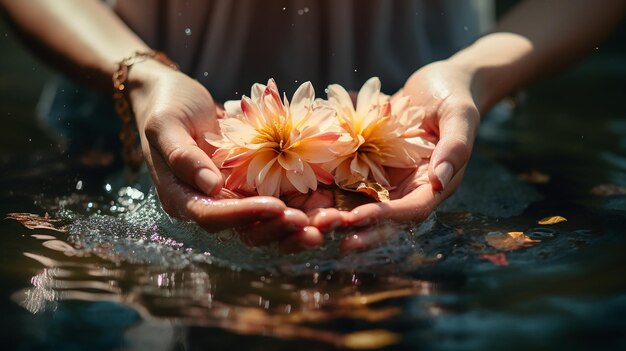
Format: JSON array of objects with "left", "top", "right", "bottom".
[
  {"left": 434, "top": 161, "right": 453, "bottom": 191},
  {"left": 195, "top": 168, "right": 219, "bottom": 195}
]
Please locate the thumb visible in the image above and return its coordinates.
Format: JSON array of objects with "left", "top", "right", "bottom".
[{"left": 428, "top": 106, "right": 479, "bottom": 192}]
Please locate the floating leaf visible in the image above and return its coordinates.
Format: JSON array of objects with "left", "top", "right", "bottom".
[
  {"left": 485, "top": 231, "right": 540, "bottom": 251},
  {"left": 407, "top": 254, "right": 441, "bottom": 266},
  {"left": 538, "top": 216, "right": 567, "bottom": 225},
  {"left": 343, "top": 288, "right": 418, "bottom": 306},
  {"left": 591, "top": 184, "right": 626, "bottom": 196},
  {"left": 339, "top": 180, "right": 390, "bottom": 202},
  {"left": 5, "top": 212, "right": 66, "bottom": 232},
  {"left": 479, "top": 253, "right": 509, "bottom": 266},
  {"left": 518, "top": 170, "right": 550, "bottom": 184},
  {"left": 346, "top": 307, "right": 401, "bottom": 322},
  {"left": 342, "top": 329, "right": 400, "bottom": 350}
]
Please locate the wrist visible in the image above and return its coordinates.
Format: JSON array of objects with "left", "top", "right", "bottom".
[
  {"left": 448, "top": 32, "right": 534, "bottom": 115},
  {"left": 112, "top": 51, "right": 179, "bottom": 170}
]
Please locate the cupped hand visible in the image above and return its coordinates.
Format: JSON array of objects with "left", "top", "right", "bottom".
[
  {"left": 300, "top": 60, "right": 481, "bottom": 251},
  {"left": 127, "top": 61, "right": 321, "bottom": 249}
]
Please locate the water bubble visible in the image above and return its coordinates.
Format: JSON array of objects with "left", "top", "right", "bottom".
[
  {"left": 324, "top": 88, "right": 329, "bottom": 94},
  {"left": 282, "top": 7, "right": 286, "bottom": 11},
  {"left": 297, "top": 7, "right": 309, "bottom": 15},
  {"left": 354, "top": 69, "right": 357, "bottom": 72},
  {"left": 463, "top": 26, "right": 468, "bottom": 31},
  {"left": 76, "top": 180, "right": 83, "bottom": 190},
  {"left": 184, "top": 28, "right": 192, "bottom": 36},
  {"left": 105, "top": 183, "right": 112, "bottom": 193},
  {"left": 203, "top": 71, "right": 208, "bottom": 77}
]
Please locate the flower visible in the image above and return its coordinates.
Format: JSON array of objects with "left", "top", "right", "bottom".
[
  {"left": 323, "top": 77, "right": 435, "bottom": 188},
  {"left": 205, "top": 79, "right": 352, "bottom": 197}
]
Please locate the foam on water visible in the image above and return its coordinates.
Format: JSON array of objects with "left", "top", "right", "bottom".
[{"left": 59, "top": 153, "right": 541, "bottom": 274}]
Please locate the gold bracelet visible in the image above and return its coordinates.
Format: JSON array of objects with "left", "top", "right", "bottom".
[{"left": 112, "top": 50, "right": 179, "bottom": 172}]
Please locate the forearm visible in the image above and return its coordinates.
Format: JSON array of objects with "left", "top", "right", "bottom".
[
  {"left": 1, "top": 0, "right": 150, "bottom": 91},
  {"left": 449, "top": 0, "right": 626, "bottom": 114}
]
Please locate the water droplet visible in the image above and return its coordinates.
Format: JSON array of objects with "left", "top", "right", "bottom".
[
  {"left": 203, "top": 71, "right": 208, "bottom": 77},
  {"left": 184, "top": 28, "right": 192, "bottom": 36},
  {"left": 75, "top": 180, "right": 83, "bottom": 190}
]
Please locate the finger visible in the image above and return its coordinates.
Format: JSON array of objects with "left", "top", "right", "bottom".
[
  {"left": 186, "top": 196, "right": 290, "bottom": 232},
  {"left": 145, "top": 117, "right": 223, "bottom": 196},
  {"left": 347, "top": 184, "right": 436, "bottom": 226},
  {"left": 340, "top": 222, "right": 398, "bottom": 253},
  {"left": 240, "top": 209, "right": 309, "bottom": 246},
  {"left": 148, "top": 148, "right": 286, "bottom": 232},
  {"left": 428, "top": 104, "right": 479, "bottom": 192},
  {"left": 307, "top": 208, "right": 349, "bottom": 233},
  {"left": 278, "top": 226, "right": 325, "bottom": 254}
]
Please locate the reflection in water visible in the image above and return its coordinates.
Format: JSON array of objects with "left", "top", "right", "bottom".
[
  {"left": 15, "top": 227, "right": 446, "bottom": 349},
  {"left": 7, "top": 152, "right": 626, "bottom": 350}
]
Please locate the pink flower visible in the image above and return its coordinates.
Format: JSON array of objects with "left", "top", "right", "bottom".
[
  {"left": 205, "top": 79, "right": 352, "bottom": 197},
  {"left": 323, "top": 77, "right": 435, "bottom": 188}
]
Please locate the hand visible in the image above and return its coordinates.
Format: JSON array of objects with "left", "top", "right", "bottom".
[
  {"left": 301, "top": 60, "right": 480, "bottom": 251},
  {"left": 127, "top": 61, "right": 322, "bottom": 250}
]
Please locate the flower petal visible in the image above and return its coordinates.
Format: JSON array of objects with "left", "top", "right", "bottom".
[
  {"left": 350, "top": 154, "right": 370, "bottom": 179},
  {"left": 356, "top": 77, "right": 381, "bottom": 118},
  {"left": 290, "top": 81, "right": 314, "bottom": 124},
  {"left": 296, "top": 106, "right": 339, "bottom": 139},
  {"left": 241, "top": 96, "right": 264, "bottom": 128},
  {"left": 360, "top": 153, "right": 391, "bottom": 188},
  {"left": 257, "top": 162, "right": 282, "bottom": 197},
  {"left": 224, "top": 100, "right": 243, "bottom": 118},
  {"left": 286, "top": 162, "right": 317, "bottom": 193},
  {"left": 277, "top": 150, "right": 304, "bottom": 173},
  {"left": 250, "top": 83, "right": 266, "bottom": 103},
  {"left": 293, "top": 132, "right": 348, "bottom": 163},
  {"left": 311, "top": 164, "right": 335, "bottom": 184},
  {"left": 225, "top": 161, "right": 249, "bottom": 189},
  {"left": 204, "top": 131, "right": 227, "bottom": 147},
  {"left": 263, "top": 79, "right": 285, "bottom": 117},
  {"left": 247, "top": 150, "right": 277, "bottom": 186},
  {"left": 222, "top": 148, "right": 257, "bottom": 168},
  {"left": 220, "top": 118, "right": 258, "bottom": 146}
]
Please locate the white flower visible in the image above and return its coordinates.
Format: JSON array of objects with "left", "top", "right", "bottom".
[
  {"left": 205, "top": 79, "right": 352, "bottom": 197},
  {"left": 323, "top": 77, "right": 435, "bottom": 188}
]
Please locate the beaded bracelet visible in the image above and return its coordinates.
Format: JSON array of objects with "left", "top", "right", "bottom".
[{"left": 112, "top": 51, "right": 179, "bottom": 171}]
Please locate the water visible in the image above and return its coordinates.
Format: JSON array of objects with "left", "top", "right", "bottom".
[{"left": 2, "top": 25, "right": 626, "bottom": 351}]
